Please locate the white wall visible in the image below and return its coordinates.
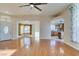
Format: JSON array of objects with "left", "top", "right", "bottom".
[
  {"left": 13, "top": 16, "right": 51, "bottom": 39},
  {"left": 52, "top": 8, "right": 79, "bottom": 51},
  {"left": 0, "top": 14, "right": 54, "bottom": 40},
  {"left": 61, "top": 9, "right": 79, "bottom": 51},
  {"left": 40, "top": 17, "right": 51, "bottom": 39},
  {"left": 11, "top": 17, "right": 18, "bottom": 39},
  {"left": 17, "top": 20, "right": 40, "bottom": 39}
]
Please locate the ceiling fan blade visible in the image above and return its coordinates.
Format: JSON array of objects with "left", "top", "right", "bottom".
[
  {"left": 34, "top": 6, "right": 42, "bottom": 11},
  {"left": 19, "top": 5, "right": 30, "bottom": 7},
  {"left": 33, "top": 3, "right": 47, "bottom": 5}
]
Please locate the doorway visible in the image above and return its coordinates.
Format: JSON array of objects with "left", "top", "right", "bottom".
[
  {"left": 18, "top": 23, "right": 32, "bottom": 37},
  {"left": 51, "top": 18, "right": 64, "bottom": 40},
  {"left": 17, "top": 24, "right": 32, "bottom": 48}
]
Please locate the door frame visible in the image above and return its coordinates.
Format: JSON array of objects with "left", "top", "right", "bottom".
[{"left": 18, "top": 23, "right": 32, "bottom": 35}]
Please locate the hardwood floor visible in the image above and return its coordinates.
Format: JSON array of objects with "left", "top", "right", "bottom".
[{"left": 0, "top": 37, "right": 79, "bottom": 56}]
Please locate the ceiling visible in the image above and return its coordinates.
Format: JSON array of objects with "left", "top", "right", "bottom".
[{"left": 0, "top": 3, "right": 70, "bottom": 16}]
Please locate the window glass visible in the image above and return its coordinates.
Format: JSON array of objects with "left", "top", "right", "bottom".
[
  {"left": 3, "top": 26, "right": 8, "bottom": 34},
  {"left": 24, "top": 26, "right": 30, "bottom": 33}
]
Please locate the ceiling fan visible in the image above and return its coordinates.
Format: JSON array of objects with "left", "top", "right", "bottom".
[{"left": 19, "top": 3, "right": 47, "bottom": 11}]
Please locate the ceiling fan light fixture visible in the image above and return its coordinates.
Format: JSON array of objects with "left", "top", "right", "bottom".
[
  {"left": 19, "top": 3, "right": 47, "bottom": 11},
  {"left": 30, "top": 5, "right": 34, "bottom": 7}
]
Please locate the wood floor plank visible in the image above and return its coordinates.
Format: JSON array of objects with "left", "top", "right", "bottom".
[{"left": 0, "top": 38, "right": 79, "bottom": 56}]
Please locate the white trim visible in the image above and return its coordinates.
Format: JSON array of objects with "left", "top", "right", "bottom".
[{"left": 64, "top": 41, "right": 79, "bottom": 51}]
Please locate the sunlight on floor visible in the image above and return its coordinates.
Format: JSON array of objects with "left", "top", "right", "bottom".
[{"left": 0, "top": 49, "right": 17, "bottom": 56}]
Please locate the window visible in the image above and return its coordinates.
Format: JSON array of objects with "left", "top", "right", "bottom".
[
  {"left": 3, "top": 26, "right": 8, "bottom": 34},
  {"left": 70, "top": 4, "right": 79, "bottom": 43},
  {"left": 51, "top": 25, "right": 56, "bottom": 31},
  {"left": 24, "top": 26, "right": 30, "bottom": 34}
]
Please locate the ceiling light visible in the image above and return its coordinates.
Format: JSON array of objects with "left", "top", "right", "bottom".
[{"left": 30, "top": 5, "right": 34, "bottom": 7}]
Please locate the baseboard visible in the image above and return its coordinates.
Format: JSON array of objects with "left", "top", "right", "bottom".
[
  {"left": 0, "top": 39, "right": 12, "bottom": 42},
  {"left": 40, "top": 38, "right": 51, "bottom": 40},
  {"left": 64, "top": 41, "right": 79, "bottom": 51},
  {"left": 40, "top": 37, "right": 51, "bottom": 40}
]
